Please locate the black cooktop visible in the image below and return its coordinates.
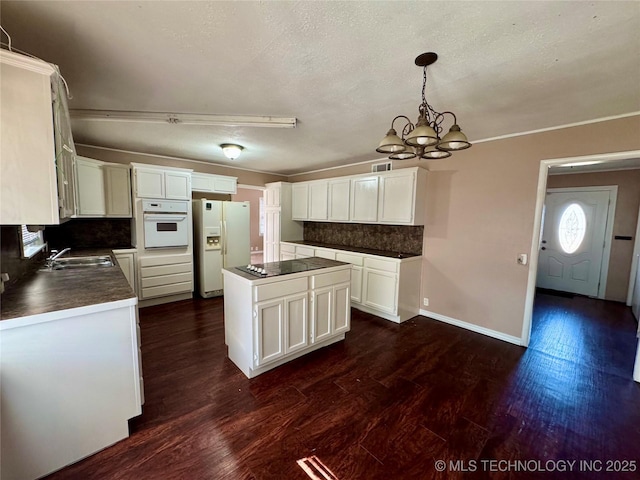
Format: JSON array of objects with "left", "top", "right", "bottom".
[{"left": 235, "top": 257, "right": 344, "bottom": 278}]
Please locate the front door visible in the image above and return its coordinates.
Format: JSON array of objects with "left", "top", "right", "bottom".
[{"left": 537, "top": 189, "right": 611, "bottom": 296}]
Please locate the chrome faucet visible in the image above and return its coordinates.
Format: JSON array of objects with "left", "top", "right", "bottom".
[{"left": 47, "top": 247, "right": 71, "bottom": 266}]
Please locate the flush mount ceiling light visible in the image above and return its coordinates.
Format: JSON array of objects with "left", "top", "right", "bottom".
[
  {"left": 220, "top": 143, "right": 244, "bottom": 160},
  {"left": 376, "top": 52, "right": 471, "bottom": 160},
  {"left": 69, "top": 110, "right": 297, "bottom": 128}
]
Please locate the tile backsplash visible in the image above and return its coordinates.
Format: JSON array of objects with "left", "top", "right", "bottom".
[
  {"left": 44, "top": 218, "right": 132, "bottom": 249},
  {"left": 304, "top": 222, "right": 424, "bottom": 255}
]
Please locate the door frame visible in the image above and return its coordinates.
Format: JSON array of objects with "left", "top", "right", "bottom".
[
  {"left": 521, "top": 149, "right": 640, "bottom": 347},
  {"left": 542, "top": 186, "right": 617, "bottom": 299},
  {"left": 626, "top": 203, "right": 640, "bottom": 306}
]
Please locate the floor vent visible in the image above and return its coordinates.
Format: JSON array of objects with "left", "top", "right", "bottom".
[{"left": 371, "top": 161, "right": 392, "bottom": 173}]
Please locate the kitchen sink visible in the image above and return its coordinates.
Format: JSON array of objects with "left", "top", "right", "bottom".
[{"left": 51, "top": 255, "right": 114, "bottom": 270}]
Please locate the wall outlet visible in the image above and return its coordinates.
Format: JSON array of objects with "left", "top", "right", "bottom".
[
  {"left": 517, "top": 254, "right": 528, "bottom": 265},
  {"left": 423, "top": 297, "right": 429, "bottom": 307}
]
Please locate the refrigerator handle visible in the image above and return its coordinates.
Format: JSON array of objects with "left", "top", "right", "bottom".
[{"left": 223, "top": 220, "right": 228, "bottom": 256}]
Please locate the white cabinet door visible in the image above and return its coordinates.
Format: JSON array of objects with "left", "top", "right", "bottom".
[
  {"left": 378, "top": 170, "right": 416, "bottom": 224},
  {"left": 312, "top": 286, "right": 333, "bottom": 344},
  {"left": 264, "top": 186, "right": 280, "bottom": 207},
  {"left": 363, "top": 269, "right": 398, "bottom": 314},
  {"left": 350, "top": 176, "right": 379, "bottom": 222},
  {"left": 75, "top": 157, "right": 106, "bottom": 216},
  {"left": 328, "top": 179, "right": 350, "bottom": 222},
  {"left": 191, "top": 173, "right": 214, "bottom": 192},
  {"left": 333, "top": 283, "right": 350, "bottom": 335},
  {"left": 284, "top": 293, "right": 308, "bottom": 354},
  {"left": 164, "top": 171, "right": 191, "bottom": 200},
  {"left": 264, "top": 209, "right": 281, "bottom": 263},
  {"left": 135, "top": 168, "right": 165, "bottom": 199},
  {"left": 292, "top": 183, "right": 309, "bottom": 220},
  {"left": 213, "top": 176, "right": 237, "bottom": 194},
  {"left": 308, "top": 181, "right": 328, "bottom": 221},
  {"left": 0, "top": 53, "right": 62, "bottom": 224},
  {"left": 255, "top": 299, "right": 284, "bottom": 366},
  {"left": 104, "top": 164, "right": 132, "bottom": 217},
  {"left": 351, "top": 265, "right": 363, "bottom": 304}
]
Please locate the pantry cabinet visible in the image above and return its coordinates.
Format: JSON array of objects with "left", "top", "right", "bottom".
[
  {"left": 0, "top": 50, "right": 77, "bottom": 224},
  {"left": 263, "top": 182, "right": 303, "bottom": 262}
]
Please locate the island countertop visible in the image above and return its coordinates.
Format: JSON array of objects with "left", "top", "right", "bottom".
[
  {"left": 1, "top": 248, "right": 136, "bottom": 322},
  {"left": 224, "top": 257, "right": 349, "bottom": 283}
]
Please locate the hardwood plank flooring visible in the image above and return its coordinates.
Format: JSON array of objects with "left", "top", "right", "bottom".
[{"left": 45, "top": 292, "right": 640, "bottom": 479}]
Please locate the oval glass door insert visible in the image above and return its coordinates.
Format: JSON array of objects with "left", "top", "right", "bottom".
[{"left": 558, "top": 203, "right": 586, "bottom": 254}]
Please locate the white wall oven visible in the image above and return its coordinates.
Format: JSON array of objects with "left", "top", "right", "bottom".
[{"left": 143, "top": 200, "right": 189, "bottom": 249}]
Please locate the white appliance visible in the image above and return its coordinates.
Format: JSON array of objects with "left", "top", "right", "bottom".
[
  {"left": 143, "top": 200, "right": 190, "bottom": 249},
  {"left": 193, "top": 199, "right": 251, "bottom": 297}
]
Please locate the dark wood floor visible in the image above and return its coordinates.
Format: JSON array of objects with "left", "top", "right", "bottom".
[{"left": 46, "top": 293, "right": 640, "bottom": 479}]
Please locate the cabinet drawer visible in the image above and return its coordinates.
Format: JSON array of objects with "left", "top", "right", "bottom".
[
  {"left": 255, "top": 277, "right": 308, "bottom": 302},
  {"left": 142, "top": 281, "right": 192, "bottom": 299},
  {"left": 295, "top": 246, "right": 315, "bottom": 258},
  {"left": 312, "top": 268, "right": 351, "bottom": 289},
  {"left": 314, "top": 248, "right": 336, "bottom": 260},
  {"left": 280, "top": 243, "right": 295, "bottom": 254},
  {"left": 140, "top": 262, "right": 192, "bottom": 278},
  {"left": 140, "top": 254, "right": 192, "bottom": 267},
  {"left": 141, "top": 272, "right": 192, "bottom": 288},
  {"left": 336, "top": 252, "right": 364, "bottom": 266},
  {"left": 364, "top": 257, "right": 398, "bottom": 273}
]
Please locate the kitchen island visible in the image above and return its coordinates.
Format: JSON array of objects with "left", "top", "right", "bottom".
[
  {"left": 0, "top": 250, "right": 142, "bottom": 480},
  {"left": 223, "top": 257, "right": 351, "bottom": 378}
]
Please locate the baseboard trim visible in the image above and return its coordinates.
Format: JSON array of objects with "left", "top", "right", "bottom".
[{"left": 419, "top": 309, "right": 523, "bottom": 346}]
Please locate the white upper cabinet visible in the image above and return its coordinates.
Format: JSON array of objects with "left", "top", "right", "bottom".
[
  {"left": 133, "top": 164, "right": 191, "bottom": 200},
  {"left": 75, "top": 157, "right": 106, "bottom": 216},
  {"left": 292, "top": 183, "right": 309, "bottom": 220},
  {"left": 104, "top": 164, "right": 132, "bottom": 217},
  {"left": 350, "top": 176, "right": 379, "bottom": 223},
  {"left": 264, "top": 184, "right": 281, "bottom": 207},
  {"left": 0, "top": 50, "right": 76, "bottom": 224},
  {"left": 378, "top": 169, "right": 417, "bottom": 224},
  {"left": 165, "top": 171, "right": 191, "bottom": 200},
  {"left": 308, "top": 181, "right": 328, "bottom": 221},
  {"left": 191, "top": 172, "right": 237, "bottom": 194},
  {"left": 328, "top": 178, "right": 350, "bottom": 222},
  {"left": 290, "top": 167, "right": 427, "bottom": 226}
]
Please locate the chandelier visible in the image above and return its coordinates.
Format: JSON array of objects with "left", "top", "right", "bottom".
[{"left": 376, "top": 52, "right": 471, "bottom": 160}]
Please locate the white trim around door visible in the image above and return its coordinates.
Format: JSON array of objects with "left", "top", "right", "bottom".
[{"left": 627, "top": 204, "right": 640, "bottom": 306}]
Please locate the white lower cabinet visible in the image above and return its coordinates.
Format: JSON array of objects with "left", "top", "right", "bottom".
[
  {"left": 282, "top": 242, "right": 422, "bottom": 323},
  {"left": 223, "top": 264, "right": 351, "bottom": 378},
  {"left": 362, "top": 268, "right": 398, "bottom": 314}
]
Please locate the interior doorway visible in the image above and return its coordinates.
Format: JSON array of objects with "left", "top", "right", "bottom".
[
  {"left": 522, "top": 150, "right": 640, "bottom": 381},
  {"left": 232, "top": 185, "right": 265, "bottom": 265}
]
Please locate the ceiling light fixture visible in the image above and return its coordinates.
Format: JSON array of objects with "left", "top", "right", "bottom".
[
  {"left": 376, "top": 52, "right": 471, "bottom": 160},
  {"left": 220, "top": 143, "right": 244, "bottom": 160},
  {"left": 69, "top": 110, "right": 297, "bottom": 128}
]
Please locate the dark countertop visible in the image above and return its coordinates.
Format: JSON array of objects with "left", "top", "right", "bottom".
[
  {"left": 282, "top": 240, "right": 422, "bottom": 259},
  {"left": 228, "top": 257, "right": 349, "bottom": 281},
  {"left": 1, "top": 248, "right": 136, "bottom": 321}
]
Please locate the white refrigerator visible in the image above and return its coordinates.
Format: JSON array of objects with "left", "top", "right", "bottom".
[{"left": 193, "top": 199, "right": 250, "bottom": 297}]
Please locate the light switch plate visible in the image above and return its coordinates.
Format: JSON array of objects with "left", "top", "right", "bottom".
[{"left": 517, "top": 254, "right": 528, "bottom": 265}]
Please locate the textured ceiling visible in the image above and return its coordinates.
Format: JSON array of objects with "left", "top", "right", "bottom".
[{"left": 2, "top": 1, "right": 639, "bottom": 175}]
